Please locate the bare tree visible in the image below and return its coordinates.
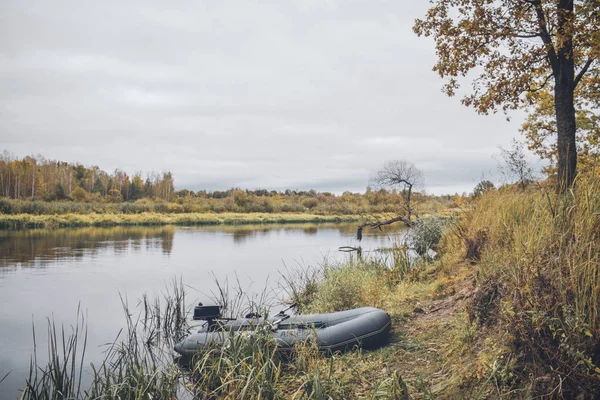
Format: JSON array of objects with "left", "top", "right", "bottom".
[
  {"left": 498, "top": 139, "right": 536, "bottom": 190},
  {"left": 356, "top": 160, "right": 423, "bottom": 241}
]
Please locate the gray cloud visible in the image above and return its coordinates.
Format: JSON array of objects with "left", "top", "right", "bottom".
[{"left": 0, "top": 0, "right": 537, "bottom": 195}]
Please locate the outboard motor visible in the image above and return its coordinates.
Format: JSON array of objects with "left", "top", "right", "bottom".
[
  {"left": 193, "top": 303, "right": 221, "bottom": 320},
  {"left": 193, "top": 303, "right": 222, "bottom": 330}
]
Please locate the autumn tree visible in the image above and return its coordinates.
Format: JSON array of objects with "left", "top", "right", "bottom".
[
  {"left": 130, "top": 174, "right": 144, "bottom": 201},
  {"left": 522, "top": 76, "right": 599, "bottom": 176},
  {"left": 0, "top": 153, "right": 179, "bottom": 202},
  {"left": 92, "top": 177, "right": 105, "bottom": 195},
  {"left": 414, "top": 0, "right": 600, "bottom": 191},
  {"left": 233, "top": 189, "right": 249, "bottom": 207}
]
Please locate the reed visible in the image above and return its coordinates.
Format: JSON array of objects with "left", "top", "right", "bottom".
[
  {"left": 17, "top": 261, "right": 419, "bottom": 399},
  {"left": 21, "top": 309, "right": 87, "bottom": 399},
  {"left": 19, "top": 280, "right": 188, "bottom": 400}
]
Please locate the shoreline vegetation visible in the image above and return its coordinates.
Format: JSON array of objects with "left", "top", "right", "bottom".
[
  {"left": 0, "top": 212, "right": 362, "bottom": 229},
  {"left": 0, "top": 153, "right": 455, "bottom": 231},
  {"left": 16, "top": 175, "right": 600, "bottom": 398}
]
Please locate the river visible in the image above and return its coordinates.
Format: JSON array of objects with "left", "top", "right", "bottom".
[{"left": 0, "top": 222, "right": 404, "bottom": 398}]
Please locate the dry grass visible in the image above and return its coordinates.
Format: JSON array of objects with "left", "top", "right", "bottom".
[
  {"left": 0, "top": 212, "right": 360, "bottom": 229},
  {"left": 441, "top": 174, "right": 600, "bottom": 398}
]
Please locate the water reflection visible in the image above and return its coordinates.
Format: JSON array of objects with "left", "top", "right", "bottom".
[
  {"left": 302, "top": 226, "right": 318, "bottom": 235},
  {"left": 0, "top": 226, "right": 177, "bottom": 268},
  {"left": 0, "top": 223, "right": 404, "bottom": 269}
]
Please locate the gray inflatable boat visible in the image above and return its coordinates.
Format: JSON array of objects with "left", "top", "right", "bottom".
[{"left": 174, "top": 305, "right": 391, "bottom": 357}]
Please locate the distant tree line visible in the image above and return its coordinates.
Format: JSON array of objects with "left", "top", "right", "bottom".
[
  {"left": 0, "top": 152, "right": 175, "bottom": 202},
  {"left": 0, "top": 152, "right": 459, "bottom": 216}
]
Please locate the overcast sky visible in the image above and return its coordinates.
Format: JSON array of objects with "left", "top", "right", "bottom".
[{"left": 0, "top": 0, "right": 541, "bottom": 195}]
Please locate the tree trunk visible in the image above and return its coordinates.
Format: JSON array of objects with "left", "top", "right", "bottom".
[
  {"left": 554, "top": 0, "right": 577, "bottom": 192},
  {"left": 31, "top": 169, "right": 35, "bottom": 200},
  {"left": 555, "top": 82, "right": 577, "bottom": 191}
]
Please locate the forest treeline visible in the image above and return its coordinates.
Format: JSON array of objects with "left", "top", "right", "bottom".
[
  {"left": 0, "top": 152, "right": 175, "bottom": 203},
  {"left": 0, "top": 152, "right": 455, "bottom": 216}
]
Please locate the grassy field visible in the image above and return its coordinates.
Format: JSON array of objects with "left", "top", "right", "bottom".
[
  {"left": 0, "top": 212, "right": 361, "bottom": 229},
  {"left": 16, "top": 175, "right": 600, "bottom": 398}
]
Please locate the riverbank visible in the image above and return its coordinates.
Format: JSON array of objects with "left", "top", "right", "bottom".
[
  {"left": 16, "top": 177, "right": 600, "bottom": 398},
  {"left": 0, "top": 212, "right": 361, "bottom": 229},
  {"left": 16, "top": 241, "right": 476, "bottom": 399}
]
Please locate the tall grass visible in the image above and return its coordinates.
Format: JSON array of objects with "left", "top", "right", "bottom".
[
  {"left": 22, "top": 310, "right": 88, "bottom": 399},
  {"left": 18, "top": 267, "right": 415, "bottom": 399},
  {"left": 20, "top": 281, "right": 188, "bottom": 399},
  {"left": 280, "top": 241, "right": 428, "bottom": 316},
  {"left": 447, "top": 175, "right": 600, "bottom": 397}
]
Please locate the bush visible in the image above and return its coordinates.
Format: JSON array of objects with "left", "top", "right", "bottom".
[
  {"left": 71, "top": 187, "right": 90, "bottom": 202},
  {"left": 410, "top": 216, "right": 448, "bottom": 257},
  {"left": 306, "top": 261, "right": 389, "bottom": 313},
  {"left": 119, "top": 202, "right": 149, "bottom": 214},
  {"left": 302, "top": 197, "right": 319, "bottom": 210},
  {"left": 107, "top": 189, "right": 123, "bottom": 203},
  {"left": 166, "top": 203, "right": 184, "bottom": 213},
  {"left": 0, "top": 198, "right": 14, "bottom": 214}
]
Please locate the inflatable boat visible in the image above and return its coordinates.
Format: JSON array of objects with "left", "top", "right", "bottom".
[{"left": 174, "top": 304, "right": 391, "bottom": 357}]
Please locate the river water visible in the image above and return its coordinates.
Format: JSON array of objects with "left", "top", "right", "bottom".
[{"left": 0, "top": 222, "right": 404, "bottom": 398}]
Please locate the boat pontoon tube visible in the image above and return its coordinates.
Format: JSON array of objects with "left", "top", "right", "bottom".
[{"left": 174, "top": 306, "right": 391, "bottom": 356}]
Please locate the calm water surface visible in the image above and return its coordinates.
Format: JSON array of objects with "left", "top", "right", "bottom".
[{"left": 0, "top": 223, "right": 403, "bottom": 397}]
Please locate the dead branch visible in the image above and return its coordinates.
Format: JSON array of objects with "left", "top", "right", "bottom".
[{"left": 356, "top": 215, "right": 412, "bottom": 241}]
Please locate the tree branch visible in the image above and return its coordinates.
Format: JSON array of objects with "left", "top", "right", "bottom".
[
  {"left": 515, "top": 33, "right": 542, "bottom": 38},
  {"left": 356, "top": 215, "right": 412, "bottom": 241},
  {"left": 528, "top": 72, "right": 555, "bottom": 92},
  {"left": 574, "top": 57, "right": 594, "bottom": 88},
  {"left": 533, "top": 1, "right": 559, "bottom": 72}
]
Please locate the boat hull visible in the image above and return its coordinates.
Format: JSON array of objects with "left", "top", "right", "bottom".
[{"left": 174, "top": 307, "right": 391, "bottom": 356}]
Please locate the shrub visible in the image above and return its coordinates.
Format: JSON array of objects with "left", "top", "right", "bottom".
[
  {"left": 0, "top": 198, "right": 13, "bottom": 214},
  {"left": 119, "top": 202, "right": 148, "bottom": 214},
  {"left": 166, "top": 203, "right": 184, "bottom": 213},
  {"left": 410, "top": 216, "right": 448, "bottom": 257},
  {"left": 302, "top": 197, "right": 319, "bottom": 210},
  {"left": 107, "top": 189, "right": 122, "bottom": 203},
  {"left": 71, "top": 187, "right": 89, "bottom": 202},
  {"left": 306, "top": 261, "right": 389, "bottom": 313}
]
